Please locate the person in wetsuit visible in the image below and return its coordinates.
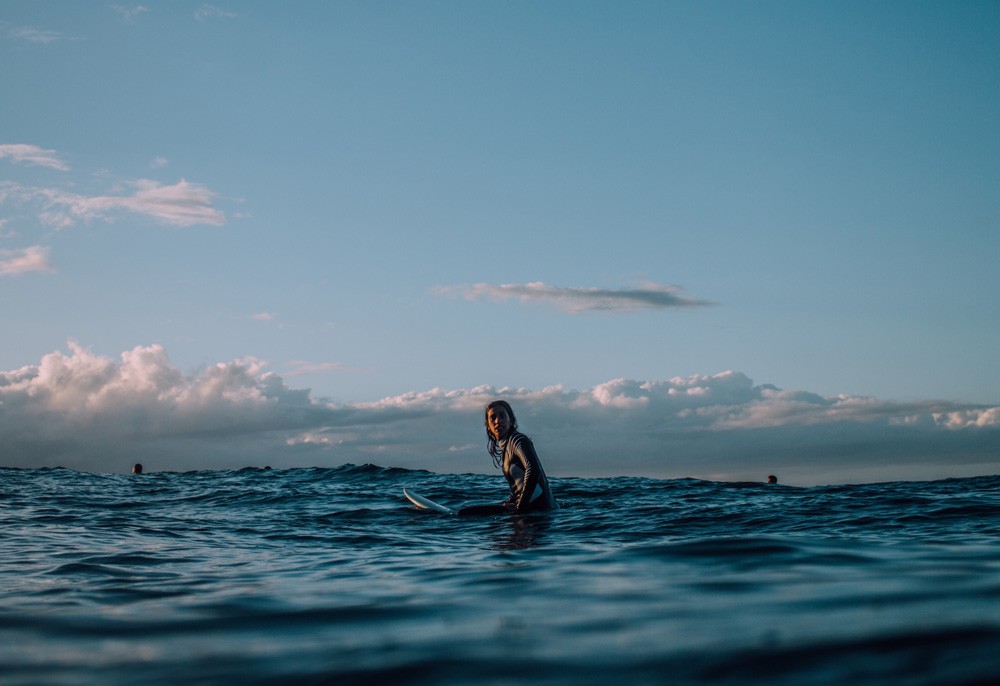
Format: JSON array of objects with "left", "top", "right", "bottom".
[{"left": 482, "top": 400, "right": 557, "bottom": 513}]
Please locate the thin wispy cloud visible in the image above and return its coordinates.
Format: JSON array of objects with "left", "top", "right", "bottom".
[
  {"left": 0, "top": 246, "right": 52, "bottom": 276},
  {"left": 284, "top": 360, "right": 352, "bottom": 377},
  {"left": 7, "top": 26, "right": 60, "bottom": 44},
  {"left": 436, "top": 281, "right": 715, "bottom": 313},
  {"left": 0, "top": 144, "right": 70, "bottom": 171},
  {"left": 10, "top": 178, "right": 225, "bottom": 228},
  {"left": 1, "top": 145, "right": 224, "bottom": 227},
  {"left": 112, "top": 5, "right": 151, "bottom": 21},
  {"left": 195, "top": 5, "right": 238, "bottom": 21},
  {"left": 251, "top": 312, "right": 276, "bottom": 322}
]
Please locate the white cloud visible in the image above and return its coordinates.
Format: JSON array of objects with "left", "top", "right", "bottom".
[
  {"left": 2, "top": 342, "right": 997, "bottom": 483},
  {"left": 195, "top": 5, "right": 238, "bottom": 21},
  {"left": 0, "top": 144, "right": 70, "bottom": 171},
  {"left": 0, "top": 342, "right": 319, "bottom": 459},
  {"left": 150, "top": 156, "right": 169, "bottom": 169},
  {"left": 1, "top": 147, "right": 225, "bottom": 228},
  {"left": 11, "top": 178, "right": 225, "bottom": 227},
  {"left": 8, "top": 26, "right": 60, "bottom": 44},
  {"left": 0, "top": 245, "right": 52, "bottom": 276},
  {"left": 112, "top": 5, "right": 151, "bottom": 20},
  {"left": 435, "top": 281, "right": 714, "bottom": 312},
  {"left": 934, "top": 407, "right": 1000, "bottom": 429},
  {"left": 251, "top": 312, "right": 275, "bottom": 321}
]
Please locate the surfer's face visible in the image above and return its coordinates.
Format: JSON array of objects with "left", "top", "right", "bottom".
[{"left": 487, "top": 406, "right": 512, "bottom": 440}]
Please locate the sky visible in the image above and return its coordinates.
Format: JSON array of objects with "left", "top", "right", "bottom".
[{"left": 2, "top": 1, "right": 999, "bottom": 485}]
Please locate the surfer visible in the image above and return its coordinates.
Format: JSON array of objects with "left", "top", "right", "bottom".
[{"left": 483, "top": 400, "right": 558, "bottom": 513}]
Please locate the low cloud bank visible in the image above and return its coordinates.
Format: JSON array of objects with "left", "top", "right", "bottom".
[{"left": 2, "top": 342, "right": 997, "bottom": 485}]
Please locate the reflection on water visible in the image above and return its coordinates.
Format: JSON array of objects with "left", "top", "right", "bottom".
[{"left": 490, "top": 515, "right": 552, "bottom": 551}]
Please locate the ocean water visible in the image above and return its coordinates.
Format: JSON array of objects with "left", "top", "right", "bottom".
[{"left": 2, "top": 465, "right": 1000, "bottom": 685}]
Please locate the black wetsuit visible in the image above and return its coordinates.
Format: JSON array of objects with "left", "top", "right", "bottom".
[
  {"left": 500, "top": 431, "right": 558, "bottom": 513},
  {"left": 457, "top": 431, "right": 558, "bottom": 516}
]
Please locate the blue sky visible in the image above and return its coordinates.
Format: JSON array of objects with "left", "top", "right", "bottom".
[{"left": 2, "top": 2, "right": 998, "bottom": 484}]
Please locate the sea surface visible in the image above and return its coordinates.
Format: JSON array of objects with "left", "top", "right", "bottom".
[{"left": 2, "top": 465, "right": 1000, "bottom": 685}]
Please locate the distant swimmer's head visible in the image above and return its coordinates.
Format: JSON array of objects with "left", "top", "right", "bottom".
[
  {"left": 767, "top": 474, "right": 777, "bottom": 484},
  {"left": 485, "top": 400, "right": 517, "bottom": 441},
  {"left": 132, "top": 463, "right": 143, "bottom": 475}
]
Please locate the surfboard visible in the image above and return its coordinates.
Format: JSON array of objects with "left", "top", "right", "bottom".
[{"left": 403, "top": 488, "right": 455, "bottom": 515}]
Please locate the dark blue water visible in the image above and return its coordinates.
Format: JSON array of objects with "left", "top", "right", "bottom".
[{"left": 3, "top": 465, "right": 1000, "bottom": 685}]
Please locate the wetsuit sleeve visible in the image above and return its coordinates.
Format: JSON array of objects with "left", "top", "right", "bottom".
[{"left": 512, "top": 435, "right": 541, "bottom": 513}]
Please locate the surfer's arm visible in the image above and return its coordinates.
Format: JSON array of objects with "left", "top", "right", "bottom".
[{"left": 503, "top": 484, "right": 517, "bottom": 509}]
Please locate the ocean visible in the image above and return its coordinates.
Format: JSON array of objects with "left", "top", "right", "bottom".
[{"left": 2, "top": 465, "right": 1000, "bottom": 685}]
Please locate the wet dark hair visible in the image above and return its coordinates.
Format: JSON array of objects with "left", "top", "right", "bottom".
[{"left": 485, "top": 400, "right": 517, "bottom": 469}]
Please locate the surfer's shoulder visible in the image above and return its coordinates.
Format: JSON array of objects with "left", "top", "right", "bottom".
[
  {"left": 505, "top": 432, "right": 536, "bottom": 455},
  {"left": 507, "top": 431, "right": 529, "bottom": 444}
]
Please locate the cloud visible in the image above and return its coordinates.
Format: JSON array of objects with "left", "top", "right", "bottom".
[
  {"left": 284, "top": 360, "right": 352, "bottom": 377},
  {"left": 112, "top": 5, "right": 151, "bottom": 20},
  {"left": 7, "top": 26, "right": 60, "bottom": 44},
  {"left": 251, "top": 312, "right": 275, "bottom": 321},
  {"left": 0, "top": 245, "right": 53, "bottom": 276},
  {"left": 2, "top": 342, "right": 997, "bottom": 484},
  {"left": 1, "top": 146, "right": 225, "bottom": 228},
  {"left": 7, "top": 178, "right": 225, "bottom": 227},
  {"left": 435, "top": 281, "right": 714, "bottom": 313},
  {"left": 195, "top": 5, "right": 238, "bottom": 20},
  {"left": 0, "top": 144, "right": 70, "bottom": 171}
]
